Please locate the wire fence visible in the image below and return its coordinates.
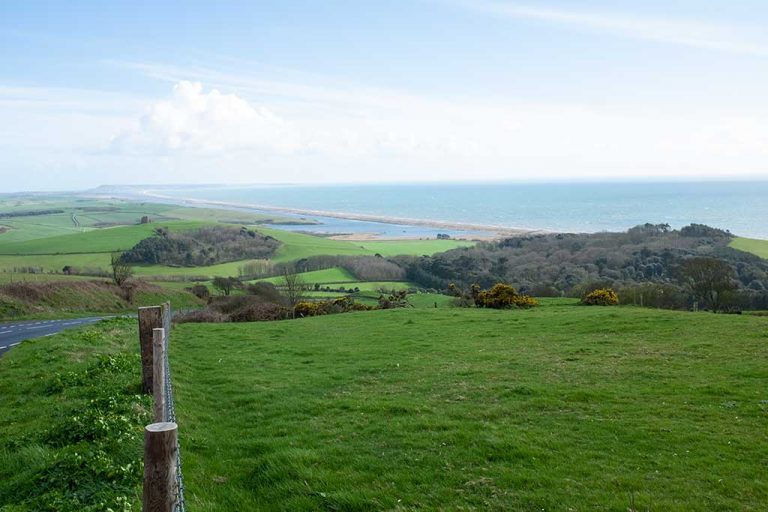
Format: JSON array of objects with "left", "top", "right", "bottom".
[{"left": 162, "top": 305, "right": 187, "bottom": 512}]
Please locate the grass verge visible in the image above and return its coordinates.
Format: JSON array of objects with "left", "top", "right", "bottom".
[{"left": 0, "top": 318, "right": 150, "bottom": 511}]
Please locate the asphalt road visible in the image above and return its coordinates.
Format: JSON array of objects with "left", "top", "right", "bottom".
[{"left": 0, "top": 317, "right": 107, "bottom": 357}]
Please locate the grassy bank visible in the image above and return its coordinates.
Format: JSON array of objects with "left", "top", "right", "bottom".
[
  {"left": 0, "top": 280, "right": 202, "bottom": 319},
  {"left": 171, "top": 304, "right": 768, "bottom": 511},
  {"left": 0, "top": 318, "right": 149, "bottom": 511}
]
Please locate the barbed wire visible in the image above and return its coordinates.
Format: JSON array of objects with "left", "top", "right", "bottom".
[{"left": 162, "top": 308, "right": 186, "bottom": 512}]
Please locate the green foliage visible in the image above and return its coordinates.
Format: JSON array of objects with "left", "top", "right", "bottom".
[
  {"left": 0, "top": 318, "right": 150, "bottom": 511},
  {"left": 211, "top": 276, "right": 240, "bottom": 296},
  {"left": 377, "top": 289, "right": 411, "bottom": 309},
  {"left": 295, "top": 297, "right": 373, "bottom": 317},
  {"left": 681, "top": 257, "right": 738, "bottom": 312},
  {"left": 394, "top": 224, "right": 767, "bottom": 300},
  {"left": 581, "top": 288, "right": 619, "bottom": 306},
  {"left": 120, "top": 226, "right": 281, "bottom": 266}
]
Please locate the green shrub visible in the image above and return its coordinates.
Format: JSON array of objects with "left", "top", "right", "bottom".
[{"left": 581, "top": 288, "right": 619, "bottom": 306}]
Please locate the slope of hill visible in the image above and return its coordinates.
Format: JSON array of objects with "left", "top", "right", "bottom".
[
  {"left": 730, "top": 237, "right": 768, "bottom": 260},
  {"left": 169, "top": 304, "right": 768, "bottom": 511}
]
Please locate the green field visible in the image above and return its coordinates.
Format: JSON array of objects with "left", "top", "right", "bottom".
[
  {"left": 259, "top": 228, "right": 471, "bottom": 263},
  {"left": 0, "top": 198, "right": 475, "bottom": 282},
  {"left": 731, "top": 237, "right": 768, "bottom": 260},
  {"left": 257, "top": 267, "right": 357, "bottom": 285},
  {"left": 166, "top": 304, "right": 768, "bottom": 511},
  {"left": 3, "top": 295, "right": 768, "bottom": 509},
  {"left": 0, "top": 220, "right": 206, "bottom": 256}
]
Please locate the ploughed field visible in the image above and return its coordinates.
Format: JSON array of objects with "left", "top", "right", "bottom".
[{"left": 169, "top": 302, "right": 768, "bottom": 511}]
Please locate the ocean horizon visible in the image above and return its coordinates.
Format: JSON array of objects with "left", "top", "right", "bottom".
[{"left": 147, "top": 180, "right": 768, "bottom": 239}]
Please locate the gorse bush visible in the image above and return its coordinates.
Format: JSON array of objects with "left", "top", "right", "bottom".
[
  {"left": 450, "top": 282, "right": 538, "bottom": 309},
  {"left": 475, "top": 283, "right": 539, "bottom": 309},
  {"left": 581, "top": 288, "right": 619, "bottom": 306},
  {"left": 295, "top": 297, "right": 373, "bottom": 317}
]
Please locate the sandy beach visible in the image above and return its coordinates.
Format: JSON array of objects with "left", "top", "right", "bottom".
[{"left": 138, "top": 190, "right": 540, "bottom": 240}]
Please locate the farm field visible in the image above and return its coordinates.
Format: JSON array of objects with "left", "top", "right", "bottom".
[
  {"left": 158, "top": 303, "right": 768, "bottom": 511},
  {"left": 259, "top": 227, "right": 472, "bottom": 263},
  {"left": 730, "top": 237, "right": 768, "bottom": 260},
  {"left": 0, "top": 197, "right": 476, "bottom": 283}
]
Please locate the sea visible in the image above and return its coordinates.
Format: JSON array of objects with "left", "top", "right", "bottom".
[{"left": 151, "top": 181, "right": 768, "bottom": 239}]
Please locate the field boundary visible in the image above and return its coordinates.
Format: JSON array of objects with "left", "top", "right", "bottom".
[{"left": 139, "top": 303, "right": 186, "bottom": 512}]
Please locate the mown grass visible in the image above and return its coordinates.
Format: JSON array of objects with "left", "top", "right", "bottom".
[
  {"left": 171, "top": 304, "right": 768, "bottom": 511},
  {"left": 0, "top": 318, "right": 150, "bottom": 511},
  {"left": 731, "top": 237, "right": 768, "bottom": 259}
]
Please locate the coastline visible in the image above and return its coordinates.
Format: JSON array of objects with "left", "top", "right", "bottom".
[{"left": 136, "top": 190, "right": 542, "bottom": 240}]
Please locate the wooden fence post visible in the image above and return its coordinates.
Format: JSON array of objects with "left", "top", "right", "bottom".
[
  {"left": 152, "top": 328, "right": 166, "bottom": 423},
  {"left": 162, "top": 302, "right": 171, "bottom": 343},
  {"left": 138, "top": 306, "right": 163, "bottom": 394},
  {"left": 143, "top": 422, "right": 178, "bottom": 512}
]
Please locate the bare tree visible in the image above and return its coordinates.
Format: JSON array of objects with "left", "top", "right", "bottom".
[
  {"left": 281, "top": 266, "right": 307, "bottom": 317},
  {"left": 110, "top": 252, "right": 134, "bottom": 287}
]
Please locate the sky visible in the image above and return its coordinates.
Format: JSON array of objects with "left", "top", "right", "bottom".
[{"left": 1, "top": 0, "right": 767, "bottom": 192}]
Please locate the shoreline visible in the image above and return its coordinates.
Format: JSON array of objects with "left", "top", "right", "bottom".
[{"left": 135, "top": 190, "right": 543, "bottom": 239}]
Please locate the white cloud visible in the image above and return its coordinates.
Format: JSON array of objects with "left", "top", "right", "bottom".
[
  {"left": 107, "top": 78, "right": 768, "bottom": 182},
  {"left": 446, "top": 0, "right": 768, "bottom": 57},
  {"left": 112, "top": 81, "right": 298, "bottom": 154},
  {"left": 2, "top": 74, "right": 768, "bottom": 191}
]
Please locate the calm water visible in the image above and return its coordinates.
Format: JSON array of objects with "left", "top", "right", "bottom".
[{"left": 155, "top": 181, "right": 768, "bottom": 239}]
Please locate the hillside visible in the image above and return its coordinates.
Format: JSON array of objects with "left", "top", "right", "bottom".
[
  {"left": 0, "top": 280, "right": 202, "bottom": 317},
  {"left": 388, "top": 223, "right": 768, "bottom": 310},
  {"left": 3, "top": 303, "right": 766, "bottom": 510},
  {"left": 171, "top": 305, "right": 767, "bottom": 510},
  {"left": 730, "top": 237, "right": 768, "bottom": 260}
]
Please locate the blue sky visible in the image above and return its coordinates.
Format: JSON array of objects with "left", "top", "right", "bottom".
[{"left": 1, "top": 0, "right": 767, "bottom": 191}]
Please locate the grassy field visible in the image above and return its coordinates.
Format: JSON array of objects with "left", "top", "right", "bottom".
[
  {"left": 0, "top": 198, "right": 475, "bottom": 281},
  {"left": 731, "top": 237, "right": 768, "bottom": 259},
  {"left": 0, "top": 318, "right": 149, "bottom": 510},
  {"left": 257, "top": 267, "right": 357, "bottom": 285},
  {"left": 0, "top": 220, "right": 207, "bottom": 256},
  {"left": 169, "top": 303, "right": 768, "bottom": 511},
  {"left": 259, "top": 228, "right": 471, "bottom": 263},
  {"left": 3, "top": 299, "right": 767, "bottom": 509}
]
